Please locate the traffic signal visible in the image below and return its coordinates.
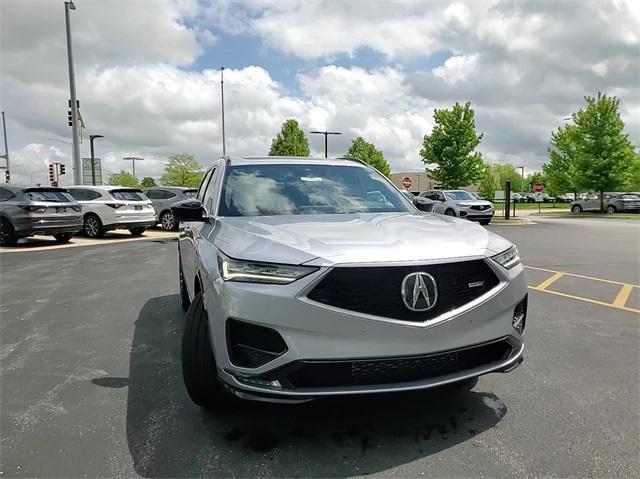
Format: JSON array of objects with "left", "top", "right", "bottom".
[
  {"left": 4, "top": 170, "right": 9, "bottom": 183},
  {"left": 59, "top": 164, "right": 66, "bottom": 175},
  {"left": 49, "top": 164, "right": 57, "bottom": 186},
  {"left": 68, "top": 110, "right": 72, "bottom": 127}
]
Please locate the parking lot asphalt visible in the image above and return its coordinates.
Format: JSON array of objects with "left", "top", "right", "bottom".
[{"left": 1, "top": 217, "right": 638, "bottom": 478}]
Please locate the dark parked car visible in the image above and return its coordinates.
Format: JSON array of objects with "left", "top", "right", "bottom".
[
  {"left": 570, "top": 192, "right": 640, "bottom": 214},
  {"left": 0, "top": 185, "right": 82, "bottom": 246},
  {"left": 400, "top": 189, "right": 434, "bottom": 212},
  {"left": 143, "top": 186, "right": 198, "bottom": 230}
]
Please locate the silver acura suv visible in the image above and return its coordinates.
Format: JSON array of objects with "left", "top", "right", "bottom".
[{"left": 173, "top": 157, "right": 527, "bottom": 408}]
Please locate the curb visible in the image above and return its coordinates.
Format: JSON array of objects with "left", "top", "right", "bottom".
[{"left": 490, "top": 218, "right": 535, "bottom": 225}]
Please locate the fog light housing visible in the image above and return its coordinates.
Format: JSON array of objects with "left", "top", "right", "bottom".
[
  {"left": 226, "top": 319, "right": 287, "bottom": 368},
  {"left": 513, "top": 295, "right": 527, "bottom": 334},
  {"left": 225, "top": 371, "right": 282, "bottom": 390}
]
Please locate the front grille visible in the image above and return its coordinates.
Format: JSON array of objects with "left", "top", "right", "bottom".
[
  {"left": 307, "top": 260, "right": 500, "bottom": 322},
  {"left": 282, "top": 340, "right": 512, "bottom": 389},
  {"left": 470, "top": 205, "right": 491, "bottom": 211}
]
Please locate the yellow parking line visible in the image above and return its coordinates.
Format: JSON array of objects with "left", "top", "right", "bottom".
[
  {"left": 528, "top": 285, "right": 640, "bottom": 314},
  {"left": 534, "top": 271, "right": 565, "bottom": 291},
  {"left": 612, "top": 284, "right": 634, "bottom": 308},
  {"left": 525, "top": 265, "right": 639, "bottom": 288}
]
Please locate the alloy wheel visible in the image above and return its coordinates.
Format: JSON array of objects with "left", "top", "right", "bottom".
[
  {"left": 85, "top": 217, "right": 99, "bottom": 237},
  {"left": 161, "top": 212, "right": 175, "bottom": 230}
]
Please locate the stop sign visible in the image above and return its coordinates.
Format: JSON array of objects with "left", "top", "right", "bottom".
[
  {"left": 402, "top": 177, "right": 412, "bottom": 189},
  {"left": 534, "top": 182, "right": 543, "bottom": 192}
]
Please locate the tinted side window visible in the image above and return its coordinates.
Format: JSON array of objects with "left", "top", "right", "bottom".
[
  {"left": 197, "top": 170, "right": 213, "bottom": 201},
  {"left": 145, "top": 190, "right": 163, "bottom": 199},
  {"left": 86, "top": 190, "right": 102, "bottom": 200},
  {"left": 69, "top": 189, "right": 87, "bottom": 201},
  {"left": 163, "top": 191, "right": 177, "bottom": 199},
  {"left": 0, "top": 187, "right": 15, "bottom": 201},
  {"left": 202, "top": 168, "right": 218, "bottom": 213}
]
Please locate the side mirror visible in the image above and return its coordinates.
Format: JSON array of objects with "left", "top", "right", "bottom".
[
  {"left": 171, "top": 199, "right": 207, "bottom": 222},
  {"left": 413, "top": 197, "right": 433, "bottom": 212}
]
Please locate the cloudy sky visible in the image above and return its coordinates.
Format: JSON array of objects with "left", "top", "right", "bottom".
[{"left": 1, "top": 0, "right": 638, "bottom": 186}]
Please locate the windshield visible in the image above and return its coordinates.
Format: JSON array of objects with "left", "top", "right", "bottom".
[
  {"left": 445, "top": 190, "right": 476, "bottom": 201},
  {"left": 25, "top": 190, "right": 73, "bottom": 203},
  {"left": 219, "top": 163, "right": 410, "bottom": 217}
]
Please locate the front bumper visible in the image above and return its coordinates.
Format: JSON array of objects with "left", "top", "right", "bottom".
[
  {"left": 459, "top": 208, "right": 494, "bottom": 221},
  {"left": 203, "top": 258, "right": 527, "bottom": 401}
]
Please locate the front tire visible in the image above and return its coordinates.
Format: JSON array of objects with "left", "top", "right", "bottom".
[
  {"left": 444, "top": 209, "right": 456, "bottom": 217},
  {"left": 182, "top": 292, "right": 228, "bottom": 410},
  {"left": 84, "top": 214, "right": 105, "bottom": 238},
  {"left": 129, "top": 226, "right": 146, "bottom": 236},
  {"left": 53, "top": 232, "right": 73, "bottom": 243},
  {"left": 571, "top": 205, "right": 582, "bottom": 214},
  {"left": 0, "top": 218, "right": 18, "bottom": 246},
  {"left": 160, "top": 210, "right": 178, "bottom": 231},
  {"left": 479, "top": 219, "right": 491, "bottom": 225},
  {"left": 606, "top": 205, "right": 616, "bottom": 214}
]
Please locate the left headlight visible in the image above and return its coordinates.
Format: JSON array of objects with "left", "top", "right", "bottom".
[
  {"left": 491, "top": 246, "right": 521, "bottom": 270},
  {"left": 218, "top": 253, "right": 318, "bottom": 284}
]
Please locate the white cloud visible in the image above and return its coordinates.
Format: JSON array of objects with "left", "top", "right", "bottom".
[
  {"left": 432, "top": 54, "right": 479, "bottom": 85},
  {"left": 1, "top": 0, "right": 639, "bottom": 187}
]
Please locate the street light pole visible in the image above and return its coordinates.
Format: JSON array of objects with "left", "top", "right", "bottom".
[
  {"left": 123, "top": 157, "right": 144, "bottom": 183},
  {"left": 64, "top": 1, "right": 81, "bottom": 185},
  {"left": 517, "top": 166, "right": 525, "bottom": 193},
  {"left": 310, "top": 131, "right": 342, "bottom": 158},
  {"left": 1, "top": 111, "right": 9, "bottom": 182},
  {"left": 220, "top": 66, "right": 226, "bottom": 156},
  {"left": 90, "top": 135, "right": 104, "bottom": 185}
]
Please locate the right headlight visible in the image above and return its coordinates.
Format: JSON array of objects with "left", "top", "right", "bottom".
[
  {"left": 217, "top": 252, "right": 318, "bottom": 284},
  {"left": 491, "top": 246, "right": 521, "bottom": 270}
]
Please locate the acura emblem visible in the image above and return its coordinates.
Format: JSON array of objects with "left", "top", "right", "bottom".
[{"left": 401, "top": 272, "right": 438, "bottom": 312}]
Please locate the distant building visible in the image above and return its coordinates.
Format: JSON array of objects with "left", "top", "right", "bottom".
[{"left": 390, "top": 170, "right": 478, "bottom": 193}]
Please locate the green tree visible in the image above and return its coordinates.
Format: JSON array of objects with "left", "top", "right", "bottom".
[
  {"left": 108, "top": 170, "right": 138, "bottom": 187},
  {"left": 269, "top": 119, "right": 310, "bottom": 156},
  {"left": 477, "top": 163, "right": 499, "bottom": 199},
  {"left": 623, "top": 151, "right": 640, "bottom": 191},
  {"left": 159, "top": 153, "right": 203, "bottom": 187},
  {"left": 420, "top": 102, "right": 484, "bottom": 189},
  {"left": 140, "top": 177, "right": 157, "bottom": 187},
  {"left": 527, "top": 171, "right": 545, "bottom": 192},
  {"left": 572, "top": 92, "right": 636, "bottom": 212},
  {"left": 344, "top": 137, "right": 391, "bottom": 176},
  {"left": 492, "top": 163, "right": 523, "bottom": 191},
  {"left": 544, "top": 124, "right": 579, "bottom": 196}
]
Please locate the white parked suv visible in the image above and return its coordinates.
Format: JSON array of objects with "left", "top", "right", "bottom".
[{"left": 67, "top": 186, "right": 155, "bottom": 238}]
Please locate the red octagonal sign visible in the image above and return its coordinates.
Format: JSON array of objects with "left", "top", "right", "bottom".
[
  {"left": 402, "top": 176, "right": 412, "bottom": 189},
  {"left": 534, "top": 182, "right": 543, "bottom": 192}
]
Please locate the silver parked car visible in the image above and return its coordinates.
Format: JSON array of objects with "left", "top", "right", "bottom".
[
  {"left": 143, "top": 186, "right": 198, "bottom": 231},
  {"left": 570, "top": 192, "right": 640, "bottom": 214},
  {"left": 420, "top": 190, "right": 495, "bottom": 225},
  {"left": 0, "top": 185, "right": 82, "bottom": 246},
  {"left": 172, "top": 157, "right": 527, "bottom": 409}
]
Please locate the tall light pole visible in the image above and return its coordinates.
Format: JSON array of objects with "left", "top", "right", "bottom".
[
  {"left": 310, "top": 131, "right": 342, "bottom": 158},
  {"left": 90, "top": 134, "right": 104, "bottom": 185},
  {"left": 64, "top": 1, "right": 81, "bottom": 185},
  {"left": 220, "top": 67, "right": 226, "bottom": 156},
  {"left": 1, "top": 111, "right": 9, "bottom": 183},
  {"left": 123, "top": 157, "right": 144, "bottom": 182},
  {"left": 517, "top": 165, "right": 525, "bottom": 193}
]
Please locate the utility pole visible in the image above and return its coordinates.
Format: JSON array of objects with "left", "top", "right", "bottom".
[
  {"left": 123, "top": 157, "right": 144, "bottom": 182},
  {"left": 64, "top": 1, "right": 81, "bottom": 185},
  {"left": 90, "top": 134, "right": 104, "bottom": 185},
  {"left": 310, "top": 131, "right": 342, "bottom": 158},
  {"left": 517, "top": 165, "right": 525, "bottom": 193},
  {"left": 221, "top": 67, "right": 226, "bottom": 156},
  {"left": 1, "top": 111, "right": 9, "bottom": 183}
]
